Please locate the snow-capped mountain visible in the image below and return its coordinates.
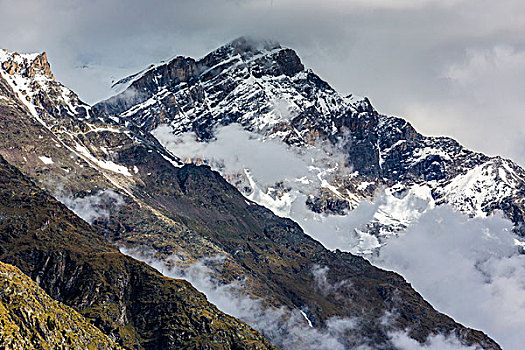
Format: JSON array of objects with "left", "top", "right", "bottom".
[
  {"left": 95, "top": 37, "right": 525, "bottom": 253},
  {"left": 0, "top": 46, "right": 502, "bottom": 349}
]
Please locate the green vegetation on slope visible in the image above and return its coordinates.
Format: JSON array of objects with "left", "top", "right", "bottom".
[
  {"left": 0, "top": 261, "right": 121, "bottom": 350},
  {"left": 0, "top": 155, "right": 276, "bottom": 350}
]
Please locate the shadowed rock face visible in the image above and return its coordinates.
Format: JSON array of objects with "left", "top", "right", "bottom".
[
  {"left": 0, "top": 155, "right": 277, "bottom": 350},
  {"left": 0, "top": 45, "right": 502, "bottom": 349}
]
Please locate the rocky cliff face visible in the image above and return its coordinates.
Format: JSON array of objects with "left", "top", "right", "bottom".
[
  {"left": 95, "top": 37, "right": 525, "bottom": 248},
  {"left": 0, "top": 261, "right": 121, "bottom": 350},
  {"left": 0, "top": 47, "right": 502, "bottom": 349}
]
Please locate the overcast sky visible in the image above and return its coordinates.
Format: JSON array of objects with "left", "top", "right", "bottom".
[{"left": 1, "top": 0, "right": 524, "bottom": 166}]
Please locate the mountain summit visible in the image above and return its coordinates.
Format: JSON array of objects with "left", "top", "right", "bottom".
[
  {"left": 0, "top": 50, "right": 54, "bottom": 80},
  {"left": 95, "top": 38, "right": 525, "bottom": 250}
]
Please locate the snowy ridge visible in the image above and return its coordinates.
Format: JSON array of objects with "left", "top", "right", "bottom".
[
  {"left": 93, "top": 38, "right": 525, "bottom": 249},
  {"left": 0, "top": 49, "right": 87, "bottom": 125},
  {"left": 437, "top": 158, "right": 525, "bottom": 217},
  {"left": 106, "top": 40, "right": 356, "bottom": 145},
  {"left": 0, "top": 49, "right": 143, "bottom": 189}
]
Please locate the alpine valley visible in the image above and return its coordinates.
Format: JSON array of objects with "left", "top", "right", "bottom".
[{"left": 0, "top": 37, "right": 523, "bottom": 349}]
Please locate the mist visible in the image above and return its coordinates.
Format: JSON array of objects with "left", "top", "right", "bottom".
[
  {"left": 372, "top": 206, "right": 525, "bottom": 350},
  {"left": 55, "top": 189, "right": 123, "bottom": 224},
  {"left": 120, "top": 246, "right": 476, "bottom": 350}
]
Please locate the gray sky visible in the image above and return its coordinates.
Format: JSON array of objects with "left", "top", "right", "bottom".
[{"left": 1, "top": 0, "right": 524, "bottom": 166}]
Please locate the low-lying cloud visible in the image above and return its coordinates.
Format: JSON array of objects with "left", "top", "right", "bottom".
[
  {"left": 389, "top": 332, "right": 475, "bottom": 350},
  {"left": 152, "top": 122, "right": 525, "bottom": 348},
  {"left": 372, "top": 206, "right": 525, "bottom": 350},
  {"left": 56, "top": 189, "right": 123, "bottom": 224},
  {"left": 153, "top": 124, "right": 315, "bottom": 186},
  {"left": 120, "top": 247, "right": 474, "bottom": 349},
  {"left": 119, "top": 247, "right": 360, "bottom": 350}
]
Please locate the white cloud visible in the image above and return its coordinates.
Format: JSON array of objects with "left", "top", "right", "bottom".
[
  {"left": 120, "top": 246, "right": 475, "bottom": 350},
  {"left": 153, "top": 124, "right": 313, "bottom": 185},
  {"left": 153, "top": 124, "right": 350, "bottom": 219},
  {"left": 119, "top": 247, "right": 362, "bottom": 350},
  {"left": 436, "top": 46, "right": 525, "bottom": 165},
  {"left": 372, "top": 206, "right": 525, "bottom": 350},
  {"left": 390, "top": 332, "right": 476, "bottom": 350},
  {"left": 56, "top": 189, "right": 123, "bottom": 224}
]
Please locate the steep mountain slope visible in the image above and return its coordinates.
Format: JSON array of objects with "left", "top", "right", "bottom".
[
  {"left": 0, "top": 261, "right": 121, "bottom": 350},
  {"left": 0, "top": 155, "right": 277, "bottom": 349},
  {"left": 95, "top": 37, "right": 525, "bottom": 252},
  {"left": 0, "top": 48, "right": 501, "bottom": 349}
]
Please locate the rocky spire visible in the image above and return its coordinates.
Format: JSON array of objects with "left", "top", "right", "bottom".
[{"left": 0, "top": 50, "right": 54, "bottom": 80}]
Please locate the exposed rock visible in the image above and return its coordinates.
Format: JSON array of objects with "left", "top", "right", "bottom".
[
  {"left": 0, "top": 261, "right": 121, "bottom": 350},
  {"left": 26, "top": 52, "right": 54, "bottom": 79},
  {"left": 306, "top": 190, "right": 351, "bottom": 215},
  {"left": 0, "top": 50, "right": 54, "bottom": 80}
]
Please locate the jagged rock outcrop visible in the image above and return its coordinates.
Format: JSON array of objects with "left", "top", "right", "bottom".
[
  {"left": 0, "top": 261, "right": 121, "bottom": 350},
  {"left": 0, "top": 50, "right": 54, "bottom": 79}
]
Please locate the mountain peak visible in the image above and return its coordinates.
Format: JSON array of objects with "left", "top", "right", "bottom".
[
  {"left": 99, "top": 36, "right": 307, "bottom": 119},
  {"left": 199, "top": 36, "right": 304, "bottom": 77},
  {"left": 0, "top": 49, "right": 54, "bottom": 80},
  {"left": 222, "top": 36, "right": 282, "bottom": 54}
]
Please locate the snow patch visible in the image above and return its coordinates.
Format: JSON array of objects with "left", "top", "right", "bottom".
[
  {"left": 75, "top": 143, "right": 132, "bottom": 176},
  {"left": 38, "top": 156, "right": 53, "bottom": 165}
]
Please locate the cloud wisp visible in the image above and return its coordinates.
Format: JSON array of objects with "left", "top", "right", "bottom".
[
  {"left": 119, "top": 247, "right": 361, "bottom": 350},
  {"left": 55, "top": 189, "right": 123, "bottom": 224},
  {"left": 120, "top": 246, "right": 475, "bottom": 350}
]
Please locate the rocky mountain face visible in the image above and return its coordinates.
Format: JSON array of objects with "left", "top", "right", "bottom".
[
  {"left": 0, "top": 45, "right": 503, "bottom": 349},
  {"left": 95, "top": 37, "right": 525, "bottom": 250},
  {"left": 0, "top": 154, "right": 276, "bottom": 350},
  {"left": 0, "top": 261, "right": 121, "bottom": 350}
]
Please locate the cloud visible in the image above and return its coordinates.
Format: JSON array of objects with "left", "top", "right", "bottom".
[
  {"left": 119, "top": 247, "right": 362, "bottom": 350},
  {"left": 153, "top": 124, "right": 349, "bottom": 218},
  {"left": 120, "top": 246, "right": 475, "bottom": 350},
  {"left": 55, "top": 189, "right": 123, "bottom": 224},
  {"left": 311, "top": 265, "right": 352, "bottom": 296},
  {"left": 390, "top": 332, "right": 476, "bottom": 350},
  {"left": 407, "top": 45, "right": 525, "bottom": 166},
  {"left": 153, "top": 124, "right": 313, "bottom": 186},
  {"left": 372, "top": 206, "right": 525, "bottom": 350}
]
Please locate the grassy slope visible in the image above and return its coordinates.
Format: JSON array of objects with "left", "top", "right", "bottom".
[{"left": 0, "top": 155, "right": 276, "bottom": 350}]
